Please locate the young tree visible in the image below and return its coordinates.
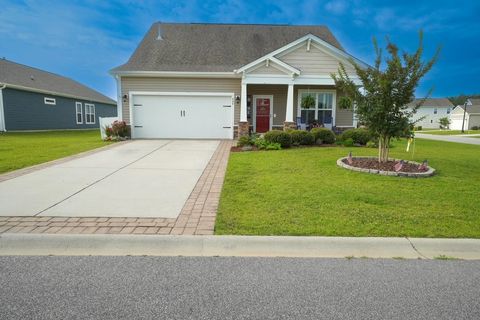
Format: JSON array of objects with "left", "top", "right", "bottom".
[
  {"left": 331, "top": 32, "right": 440, "bottom": 162},
  {"left": 439, "top": 117, "right": 450, "bottom": 129}
]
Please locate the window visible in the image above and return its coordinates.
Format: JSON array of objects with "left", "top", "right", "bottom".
[
  {"left": 447, "top": 108, "right": 451, "bottom": 114},
  {"left": 299, "top": 91, "right": 334, "bottom": 126},
  {"left": 44, "top": 97, "right": 56, "bottom": 105},
  {"left": 75, "top": 102, "right": 83, "bottom": 124},
  {"left": 434, "top": 108, "right": 438, "bottom": 114},
  {"left": 85, "top": 103, "right": 95, "bottom": 124}
]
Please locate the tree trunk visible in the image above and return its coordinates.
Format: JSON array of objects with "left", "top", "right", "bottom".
[{"left": 377, "top": 135, "right": 390, "bottom": 163}]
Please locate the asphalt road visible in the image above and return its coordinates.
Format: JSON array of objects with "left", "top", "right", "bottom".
[{"left": 1, "top": 256, "right": 479, "bottom": 320}]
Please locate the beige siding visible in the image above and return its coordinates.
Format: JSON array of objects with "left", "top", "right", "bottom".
[
  {"left": 248, "top": 84, "right": 288, "bottom": 127},
  {"left": 293, "top": 85, "right": 353, "bottom": 127},
  {"left": 121, "top": 77, "right": 241, "bottom": 124},
  {"left": 277, "top": 44, "right": 355, "bottom": 75},
  {"left": 249, "top": 64, "right": 286, "bottom": 75}
]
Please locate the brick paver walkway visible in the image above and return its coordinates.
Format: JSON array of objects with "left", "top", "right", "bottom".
[{"left": 0, "top": 140, "right": 233, "bottom": 236}]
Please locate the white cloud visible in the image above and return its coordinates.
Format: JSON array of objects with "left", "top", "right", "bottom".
[{"left": 325, "top": 0, "right": 348, "bottom": 15}]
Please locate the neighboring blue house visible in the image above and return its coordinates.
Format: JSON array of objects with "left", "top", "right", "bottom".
[{"left": 0, "top": 58, "right": 116, "bottom": 131}]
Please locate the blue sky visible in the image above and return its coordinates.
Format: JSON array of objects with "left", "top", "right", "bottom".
[{"left": 1, "top": 0, "right": 478, "bottom": 100}]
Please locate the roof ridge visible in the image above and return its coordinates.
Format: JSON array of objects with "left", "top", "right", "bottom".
[{"left": 155, "top": 21, "right": 330, "bottom": 27}]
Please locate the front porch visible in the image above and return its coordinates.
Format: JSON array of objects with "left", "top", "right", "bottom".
[{"left": 238, "top": 83, "right": 356, "bottom": 137}]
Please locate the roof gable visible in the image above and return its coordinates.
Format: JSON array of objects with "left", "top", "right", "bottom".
[
  {"left": 0, "top": 59, "right": 115, "bottom": 104},
  {"left": 406, "top": 98, "right": 454, "bottom": 108},
  {"left": 111, "top": 23, "right": 346, "bottom": 73},
  {"left": 235, "top": 34, "right": 366, "bottom": 75}
]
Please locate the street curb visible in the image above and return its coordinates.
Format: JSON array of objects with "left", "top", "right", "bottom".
[{"left": 1, "top": 234, "right": 479, "bottom": 259}]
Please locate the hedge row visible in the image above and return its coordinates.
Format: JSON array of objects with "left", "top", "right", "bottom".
[{"left": 263, "top": 128, "right": 336, "bottom": 148}]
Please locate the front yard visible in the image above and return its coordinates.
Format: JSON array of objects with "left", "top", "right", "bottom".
[
  {"left": 0, "top": 130, "right": 112, "bottom": 174},
  {"left": 216, "top": 139, "right": 480, "bottom": 238}
]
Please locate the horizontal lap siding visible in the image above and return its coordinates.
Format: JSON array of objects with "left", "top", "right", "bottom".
[
  {"left": 277, "top": 45, "right": 355, "bottom": 75},
  {"left": 3, "top": 88, "right": 116, "bottom": 130},
  {"left": 121, "top": 77, "right": 241, "bottom": 125},
  {"left": 249, "top": 65, "right": 285, "bottom": 75}
]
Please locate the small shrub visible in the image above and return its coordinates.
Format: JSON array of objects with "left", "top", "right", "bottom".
[
  {"left": 254, "top": 137, "right": 269, "bottom": 150},
  {"left": 343, "top": 138, "right": 354, "bottom": 147},
  {"left": 111, "top": 120, "right": 130, "bottom": 138},
  {"left": 290, "top": 130, "right": 315, "bottom": 145},
  {"left": 415, "top": 125, "right": 423, "bottom": 131},
  {"left": 311, "top": 128, "right": 335, "bottom": 144},
  {"left": 472, "top": 126, "right": 479, "bottom": 130},
  {"left": 265, "top": 142, "right": 282, "bottom": 150},
  {"left": 105, "top": 126, "right": 113, "bottom": 137},
  {"left": 340, "top": 128, "right": 372, "bottom": 145},
  {"left": 237, "top": 136, "right": 252, "bottom": 147},
  {"left": 264, "top": 130, "right": 292, "bottom": 148},
  {"left": 366, "top": 140, "right": 377, "bottom": 148}
]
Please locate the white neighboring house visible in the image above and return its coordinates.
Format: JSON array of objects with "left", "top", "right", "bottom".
[
  {"left": 406, "top": 98, "right": 454, "bottom": 129},
  {"left": 450, "top": 99, "right": 480, "bottom": 130}
]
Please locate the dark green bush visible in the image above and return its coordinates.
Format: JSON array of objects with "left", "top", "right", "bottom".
[
  {"left": 264, "top": 130, "right": 292, "bottom": 148},
  {"left": 290, "top": 130, "right": 315, "bottom": 145},
  {"left": 310, "top": 128, "right": 335, "bottom": 144},
  {"left": 340, "top": 128, "right": 372, "bottom": 145},
  {"left": 343, "top": 138, "right": 354, "bottom": 147},
  {"left": 472, "top": 126, "right": 479, "bottom": 130},
  {"left": 237, "top": 136, "right": 252, "bottom": 147}
]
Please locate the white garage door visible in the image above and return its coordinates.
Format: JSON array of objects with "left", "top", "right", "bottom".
[{"left": 131, "top": 94, "right": 233, "bottom": 139}]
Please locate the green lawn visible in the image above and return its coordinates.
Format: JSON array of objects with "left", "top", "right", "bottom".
[
  {"left": 216, "top": 139, "right": 480, "bottom": 238},
  {"left": 418, "top": 130, "right": 480, "bottom": 135},
  {"left": 0, "top": 130, "right": 113, "bottom": 174}
]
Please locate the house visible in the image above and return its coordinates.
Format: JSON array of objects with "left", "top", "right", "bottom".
[
  {"left": 406, "top": 98, "right": 454, "bottom": 129},
  {"left": 110, "top": 22, "right": 368, "bottom": 139},
  {"left": 0, "top": 59, "right": 116, "bottom": 131},
  {"left": 450, "top": 99, "right": 480, "bottom": 130}
]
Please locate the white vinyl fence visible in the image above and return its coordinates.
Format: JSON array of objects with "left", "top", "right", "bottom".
[{"left": 99, "top": 117, "right": 119, "bottom": 139}]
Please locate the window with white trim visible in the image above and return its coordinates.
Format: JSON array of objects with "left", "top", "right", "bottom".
[
  {"left": 433, "top": 108, "right": 438, "bottom": 114},
  {"left": 75, "top": 102, "right": 83, "bottom": 124},
  {"left": 447, "top": 108, "right": 451, "bottom": 114},
  {"left": 44, "top": 97, "right": 56, "bottom": 105},
  {"left": 85, "top": 103, "right": 95, "bottom": 124},
  {"left": 299, "top": 91, "right": 334, "bottom": 125}
]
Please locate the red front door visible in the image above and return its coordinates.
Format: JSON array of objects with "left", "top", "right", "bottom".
[{"left": 255, "top": 98, "right": 271, "bottom": 133}]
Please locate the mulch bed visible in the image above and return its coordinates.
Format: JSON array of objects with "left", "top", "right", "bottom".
[
  {"left": 231, "top": 144, "right": 337, "bottom": 152},
  {"left": 342, "top": 158, "right": 427, "bottom": 173}
]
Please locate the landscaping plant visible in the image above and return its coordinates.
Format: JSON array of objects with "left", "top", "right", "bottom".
[
  {"left": 331, "top": 31, "right": 440, "bottom": 162},
  {"left": 310, "top": 128, "right": 335, "bottom": 144},
  {"left": 264, "top": 130, "right": 292, "bottom": 148},
  {"left": 289, "top": 130, "right": 315, "bottom": 146},
  {"left": 439, "top": 117, "right": 450, "bottom": 129}
]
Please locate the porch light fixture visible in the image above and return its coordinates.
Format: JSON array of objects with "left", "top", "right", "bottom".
[
  {"left": 461, "top": 98, "right": 472, "bottom": 133},
  {"left": 235, "top": 95, "right": 240, "bottom": 104},
  {"left": 123, "top": 94, "right": 128, "bottom": 103}
]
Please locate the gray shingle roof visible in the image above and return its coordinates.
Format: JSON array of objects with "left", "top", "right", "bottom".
[
  {"left": 406, "top": 98, "right": 454, "bottom": 108},
  {"left": 112, "top": 22, "right": 345, "bottom": 73},
  {"left": 0, "top": 59, "right": 116, "bottom": 105}
]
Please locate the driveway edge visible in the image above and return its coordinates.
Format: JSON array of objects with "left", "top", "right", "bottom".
[{"left": 1, "top": 234, "right": 479, "bottom": 259}]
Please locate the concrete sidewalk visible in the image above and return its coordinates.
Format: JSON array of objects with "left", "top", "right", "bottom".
[
  {"left": 1, "top": 234, "right": 479, "bottom": 260},
  {"left": 416, "top": 133, "right": 480, "bottom": 145}
]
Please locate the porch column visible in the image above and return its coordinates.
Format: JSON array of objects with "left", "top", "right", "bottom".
[
  {"left": 238, "top": 83, "right": 249, "bottom": 137},
  {"left": 284, "top": 83, "right": 296, "bottom": 131}
]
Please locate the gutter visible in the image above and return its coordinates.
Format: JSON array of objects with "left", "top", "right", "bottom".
[{"left": 0, "top": 83, "right": 6, "bottom": 131}]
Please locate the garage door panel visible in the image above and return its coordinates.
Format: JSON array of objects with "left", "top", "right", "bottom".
[{"left": 132, "top": 94, "right": 233, "bottom": 139}]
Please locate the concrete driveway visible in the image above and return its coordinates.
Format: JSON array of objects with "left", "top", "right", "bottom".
[{"left": 0, "top": 140, "right": 220, "bottom": 218}]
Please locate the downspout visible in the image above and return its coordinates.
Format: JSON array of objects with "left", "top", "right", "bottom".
[{"left": 0, "top": 83, "right": 6, "bottom": 132}]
